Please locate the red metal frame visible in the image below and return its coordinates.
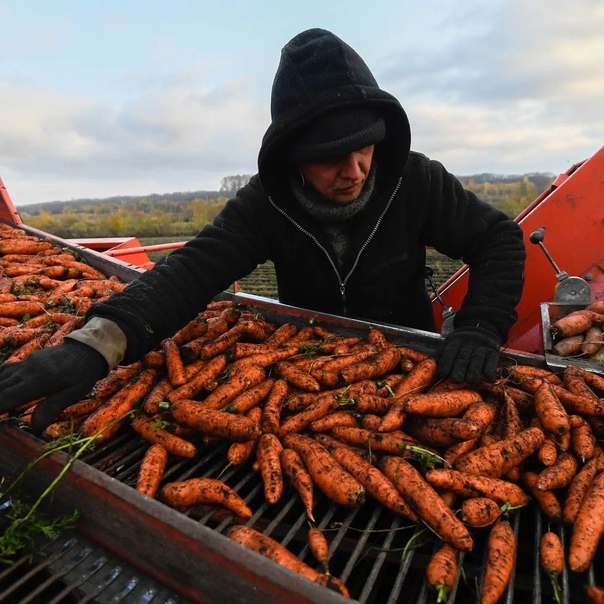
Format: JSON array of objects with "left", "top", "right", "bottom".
[{"left": 434, "top": 145, "right": 604, "bottom": 355}]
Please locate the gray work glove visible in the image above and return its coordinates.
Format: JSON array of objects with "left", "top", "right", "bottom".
[
  {"left": 436, "top": 326, "right": 501, "bottom": 385},
  {"left": 0, "top": 339, "right": 108, "bottom": 435}
]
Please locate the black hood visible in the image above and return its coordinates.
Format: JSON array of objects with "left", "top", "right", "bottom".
[{"left": 258, "top": 28, "right": 412, "bottom": 199}]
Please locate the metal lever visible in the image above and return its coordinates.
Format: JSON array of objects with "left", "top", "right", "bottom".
[
  {"left": 424, "top": 266, "right": 455, "bottom": 336},
  {"left": 529, "top": 227, "right": 591, "bottom": 304}
]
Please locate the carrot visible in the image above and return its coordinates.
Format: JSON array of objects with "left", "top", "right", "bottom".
[
  {"left": 568, "top": 472, "right": 604, "bottom": 572},
  {"left": 310, "top": 410, "right": 360, "bottom": 432},
  {"left": 380, "top": 456, "right": 473, "bottom": 551},
  {"left": 551, "top": 384, "right": 604, "bottom": 416},
  {"left": 480, "top": 519, "right": 516, "bottom": 604},
  {"left": 94, "top": 362, "right": 144, "bottom": 401},
  {"left": 581, "top": 325, "right": 603, "bottom": 356},
  {"left": 522, "top": 471, "right": 562, "bottom": 522},
  {"left": 533, "top": 380, "right": 570, "bottom": 436},
  {"left": 222, "top": 377, "right": 275, "bottom": 414},
  {"left": 425, "top": 542, "right": 458, "bottom": 603},
  {"left": 3, "top": 329, "right": 53, "bottom": 363},
  {"left": 279, "top": 393, "right": 338, "bottom": 435},
  {"left": 314, "top": 346, "right": 378, "bottom": 375},
  {"left": 276, "top": 360, "right": 321, "bottom": 392},
  {"left": 535, "top": 451, "right": 579, "bottom": 491},
  {"left": 307, "top": 527, "right": 331, "bottom": 574},
  {"left": 280, "top": 447, "right": 315, "bottom": 521},
  {"left": 460, "top": 497, "right": 502, "bottom": 528},
  {"left": 256, "top": 433, "right": 284, "bottom": 505},
  {"left": 135, "top": 443, "right": 169, "bottom": 498},
  {"left": 563, "top": 365, "right": 600, "bottom": 402},
  {"left": 161, "top": 477, "right": 252, "bottom": 520},
  {"left": 461, "top": 397, "right": 499, "bottom": 434},
  {"left": 161, "top": 337, "right": 188, "bottom": 387},
  {"left": 540, "top": 530, "right": 564, "bottom": 582},
  {"left": 402, "top": 388, "right": 482, "bottom": 417},
  {"left": 172, "top": 314, "right": 208, "bottom": 346},
  {"left": 404, "top": 416, "right": 482, "bottom": 447},
  {"left": 226, "top": 407, "right": 263, "bottom": 466},
  {"left": 339, "top": 347, "right": 401, "bottom": 383},
  {"left": 260, "top": 378, "right": 289, "bottom": 435},
  {"left": 586, "top": 585, "right": 604, "bottom": 604},
  {"left": 200, "top": 363, "right": 266, "bottom": 410},
  {"left": 79, "top": 368, "right": 158, "bottom": 442},
  {"left": 454, "top": 426, "right": 545, "bottom": 478},
  {"left": 376, "top": 398, "right": 407, "bottom": 433},
  {"left": 563, "top": 453, "right": 600, "bottom": 525},
  {"left": 506, "top": 364, "right": 563, "bottom": 388},
  {"left": 229, "top": 343, "right": 300, "bottom": 370},
  {"left": 169, "top": 400, "right": 261, "bottom": 441},
  {"left": 426, "top": 467, "right": 529, "bottom": 507},
  {"left": 130, "top": 414, "right": 197, "bottom": 458},
  {"left": 570, "top": 415, "right": 596, "bottom": 462},
  {"left": 551, "top": 310, "right": 593, "bottom": 339},
  {"left": 329, "top": 426, "right": 422, "bottom": 456},
  {"left": 281, "top": 433, "right": 365, "bottom": 507},
  {"left": 552, "top": 335, "right": 585, "bottom": 357},
  {"left": 264, "top": 322, "right": 298, "bottom": 347},
  {"left": 166, "top": 355, "right": 228, "bottom": 403},
  {"left": 60, "top": 396, "right": 106, "bottom": 420},
  {"left": 226, "top": 525, "right": 349, "bottom": 597},
  {"left": 142, "top": 376, "right": 174, "bottom": 416},
  {"left": 323, "top": 439, "right": 418, "bottom": 521},
  {"left": 573, "top": 366, "right": 604, "bottom": 395}
]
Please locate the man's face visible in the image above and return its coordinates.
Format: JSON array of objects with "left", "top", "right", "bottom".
[{"left": 299, "top": 145, "right": 375, "bottom": 203}]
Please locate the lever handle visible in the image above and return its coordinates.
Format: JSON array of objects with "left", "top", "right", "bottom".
[
  {"left": 528, "top": 226, "right": 566, "bottom": 280},
  {"left": 529, "top": 227, "right": 545, "bottom": 244}
]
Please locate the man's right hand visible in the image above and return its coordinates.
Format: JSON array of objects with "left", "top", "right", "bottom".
[{"left": 0, "top": 339, "right": 108, "bottom": 435}]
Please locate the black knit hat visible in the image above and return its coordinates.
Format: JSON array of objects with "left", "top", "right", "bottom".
[{"left": 288, "top": 106, "right": 386, "bottom": 163}]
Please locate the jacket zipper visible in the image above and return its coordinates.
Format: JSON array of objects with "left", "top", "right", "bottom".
[{"left": 268, "top": 176, "right": 402, "bottom": 315}]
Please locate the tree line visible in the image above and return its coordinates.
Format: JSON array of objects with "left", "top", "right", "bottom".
[{"left": 17, "top": 172, "right": 553, "bottom": 240}]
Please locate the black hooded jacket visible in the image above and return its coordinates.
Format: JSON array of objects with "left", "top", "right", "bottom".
[{"left": 90, "top": 28, "right": 526, "bottom": 365}]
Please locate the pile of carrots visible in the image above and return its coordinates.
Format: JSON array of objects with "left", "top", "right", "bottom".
[
  {"left": 3, "top": 223, "right": 604, "bottom": 602},
  {"left": 549, "top": 302, "right": 604, "bottom": 361}
]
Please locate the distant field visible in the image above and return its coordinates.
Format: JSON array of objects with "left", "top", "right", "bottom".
[{"left": 138, "top": 237, "right": 462, "bottom": 300}]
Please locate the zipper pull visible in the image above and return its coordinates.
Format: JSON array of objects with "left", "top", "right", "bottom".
[{"left": 340, "top": 283, "right": 347, "bottom": 315}]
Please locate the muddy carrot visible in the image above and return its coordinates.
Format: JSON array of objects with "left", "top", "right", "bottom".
[
  {"left": 222, "top": 378, "right": 275, "bottom": 414},
  {"left": 200, "top": 363, "right": 266, "bottom": 410},
  {"left": 533, "top": 380, "right": 570, "bottom": 436},
  {"left": 553, "top": 335, "right": 585, "bottom": 357},
  {"left": 460, "top": 497, "right": 502, "bottom": 528},
  {"left": 404, "top": 417, "right": 482, "bottom": 447},
  {"left": 229, "top": 344, "right": 300, "bottom": 370},
  {"left": 380, "top": 456, "right": 473, "bottom": 551},
  {"left": 169, "top": 400, "right": 261, "bottom": 441},
  {"left": 377, "top": 398, "right": 407, "bottom": 432},
  {"left": 142, "top": 376, "right": 174, "bottom": 416},
  {"left": 256, "top": 433, "right": 284, "bottom": 505},
  {"left": 94, "top": 362, "right": 144, "bottom": 401},
  {"left": 540, "top": 530, "right": 564, "bottom": 594},
  {"left": 264, "top": 322, "right": 298, "bottom": 347},
  {"left": 274, "top": 360, "right": 321, "bottom": 392},
  {"left": 4, "top": 329, "right": 53, "bottom": 363},
  {"left": 563, "top": 453, "right": 600, "bottom": 525},
  {"left": 563, "top": 366, "right": 600, "bottom": 402},
  {"left": 172, "top": 314, "right": 208, "bottom": 346},
  {"left": 392, "top": 356, "right": 439, "bottom": 397},
  {"left": 454, "top": 426, "right": 545, "bottom": 478},
  {"left": 227, "top": 525, "right": 349, "bottom": 597},
  {"left": 522, "top": 471, "right": 562, "bottom": 522},
  {"left": 480, "top": 519, "right": 516, "bottom": 604},
  {"left": 307, "top": 527, "right": 331, "bottom": 574},
  {"left": 586, "top": 585, "right": 604, "bottom": 604},
  {"left": 314, "top": 346, "right": 378, "bottom": 375},
  {"left": 0, "top": 299, "right": 46, "bottom": 318},
  {"left": 260, "top": 378, "right": 289, "bottom": 435},
  {"left": 340, "top": 347, "right": 401, "bottom": 383},
  {"left": 324, "top": 440, "right": 418, "bottom": 522},
  {"left": 166, "top": 355, "right": 228, "bottom": 403},
  {"left": 568, "top": 472, "right": 604, "bottom": 572},
  {"left": 279, "top": 393, "right": 338, "bottom": 435},
  {"left": 60, "top": 396, "right": 106, "bottom": 420},
  {"left": 130, "top": 414, "right": 197, "bottom": 458},
  {"left": 570, "top": 415, "right": 596, "bottom": 462},
  {"left": 402, "top": 388, "right": 483, "bottom": 417},
  {"left": 425, "top": 468, "right": 529, "bottom": 507},
  {"left": 280, "top": 448, "right": 315, "bottom": 521},
  {"left": 135, "top": 443, "right": 169, "bottom": 498},
  {"left": 551, "top": 310, "right": 593, "bottom": 339},
  {"left": 536, "top": 451, "right": 579, "bottom": 491},
  {"left": 581, "top": 325, "right": 603, "bottom": 356},
  {"left": 161, "top": 337, "right": 188, "bottom": 387},
  {"left": 425, "top": 542, "right": 458, "bottom": 603},
  {"left": 226, "top": 407, "right": 263, "bottom": 466},
  {"left": 161, "top": 477, "right": 252, "bottom": 520},
  {"left": 79, "top": 368, "right": 158, "bottom": 442},
  {"left": 281, "top": 433, "right": 365, "bottom": 507},
  {"left": 310, "top": 410, "right": 360, "bottom": 432},
  {"left": 329, "top": 425, "right": 423, "bottom": 456}
]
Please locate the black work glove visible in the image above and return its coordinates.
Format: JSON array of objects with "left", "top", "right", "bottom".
[
  {"left": 436, "top": 326, "right": 501, "bottom": 385},
  {"left": 0, "top": 339, "right": 108, "bottom": 435}
]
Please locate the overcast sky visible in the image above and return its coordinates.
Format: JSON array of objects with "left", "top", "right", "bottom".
[{"left": 1, "top": 0, "right": 603, "bottom": 207}]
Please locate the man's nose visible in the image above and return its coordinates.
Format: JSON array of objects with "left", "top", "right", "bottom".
[{"left": 338, "top": 153, "right": 363, "bottom": 179}]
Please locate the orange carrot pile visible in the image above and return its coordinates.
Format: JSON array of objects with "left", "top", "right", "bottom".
[{"left": 3, "top": 223, "right": 604, "bottom": 602}]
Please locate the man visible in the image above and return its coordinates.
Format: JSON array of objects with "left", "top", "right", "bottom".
[{"left": 0, "top": 28, "right": 526, "bottom": 433}]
